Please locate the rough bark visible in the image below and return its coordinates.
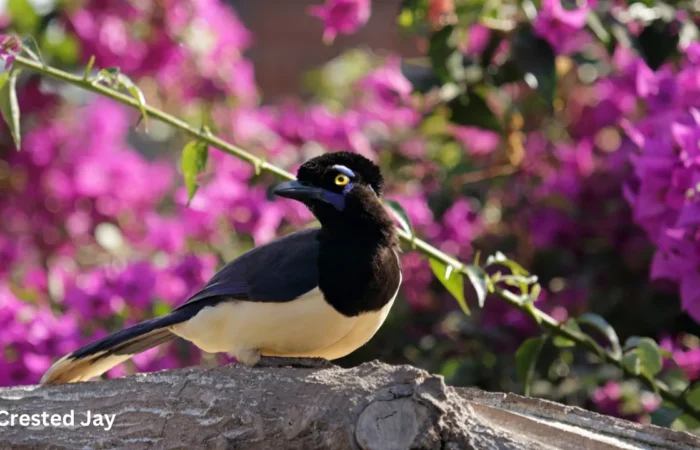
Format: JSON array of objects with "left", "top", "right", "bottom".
[{"left": 0, "top": 361, "right": 697, "bottom": 450}]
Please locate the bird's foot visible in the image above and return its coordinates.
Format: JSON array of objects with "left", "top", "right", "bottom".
[{"left": 256, "top": 357, "right": 335, "bottom": 369}]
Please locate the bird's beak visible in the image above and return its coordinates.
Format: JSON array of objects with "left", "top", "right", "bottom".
[{"left": 273, "top": 180, "right": 325, "bottom": 202}]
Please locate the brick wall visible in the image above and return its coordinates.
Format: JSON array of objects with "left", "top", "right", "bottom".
[{"left": 234, "top": 0, "right": 420, "bottom": 101}]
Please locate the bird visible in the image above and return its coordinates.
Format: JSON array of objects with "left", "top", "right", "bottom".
[{"left": 41, "top": 151, "right": 402, "bottom": 384}]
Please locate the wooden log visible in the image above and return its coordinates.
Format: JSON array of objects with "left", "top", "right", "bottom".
[{"left": 0, "top": 361, "right": 697, "bottom": 449}]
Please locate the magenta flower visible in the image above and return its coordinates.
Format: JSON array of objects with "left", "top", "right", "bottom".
[
  {"left": 451, "top": 125, "right": 501, "bottom": 156},
  {"left": 0, "top": 286, "right": 81, "bottom": 386},
  {"left": 155, "top": 254, "right": 217, "bottom": 305},
  {"left": 68, "top": 0, "right": 255, "bottom": 102},
  {"left": 399, "top": 252, "right": 433, "bottom": 310},
  {"left": 660, "top": 335, "right": 700, "bottom": 381},
  {"left": 309, "top": 0, "right": 371, "bottom": 44},
  {"left": 436, "top": 198, "right": 483, "bottom": 258},
  {"left": 354, "top": 57, "right": 420, "bottom": 131},
  {"left": 465, "top": 24, "right": 491, "bottom": 57},
  {"left": 358, "top": 56, "right": 412, "bottom": 104},
  {"left": 0, "top": 35, "right": 20, "bottom": 68},
  {"left": 113, "top": 262, "right": 158, "bottom": 310},
  {"left": 533, "top": 0, "right": 596, "bottom": 54},
  {"left": 591, "top": 381, "right": 623, "bottom": 417},
  {"left": 385, "top": 193, "right": 437, "bottom": 237}
]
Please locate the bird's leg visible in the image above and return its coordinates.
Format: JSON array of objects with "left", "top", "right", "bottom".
[
  {"left": 230, "top": 348, "right": 261, "bottom": 367},
  {"left": 255, "top": 356, "right": 335, "bottom": 369}
]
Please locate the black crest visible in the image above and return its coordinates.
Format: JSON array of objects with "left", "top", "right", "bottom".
[{"left": 297, "top": 152, "right": 384, "bottom": 195}]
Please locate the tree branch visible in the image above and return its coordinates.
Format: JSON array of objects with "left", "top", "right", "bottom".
[
  {"left": 0, "top": 362, "right": 697, "bottom": 449},
  {"left": 11, "top": 54, "right": 700, "bottom": 421}
]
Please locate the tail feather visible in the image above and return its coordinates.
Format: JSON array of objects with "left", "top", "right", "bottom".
[{"left": 41, "top": 313, "right": 186, "bottom": 385}]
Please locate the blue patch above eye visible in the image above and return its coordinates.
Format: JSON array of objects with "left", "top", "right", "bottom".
[{"left": 332, "top": 165, "right": 355, "bottom": 178}]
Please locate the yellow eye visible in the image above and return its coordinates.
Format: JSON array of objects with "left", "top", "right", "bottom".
[{"left": 334, "top": 174, "right": 350, "bottom": 186}]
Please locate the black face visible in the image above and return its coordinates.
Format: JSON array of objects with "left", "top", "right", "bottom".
[{"left": 273, "top": 152, "right": 383, "bottom": 214}]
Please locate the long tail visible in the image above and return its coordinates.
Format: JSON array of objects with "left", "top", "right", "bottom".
[{"left": 41, "top": 311, "right": 190, "bottom": 385}]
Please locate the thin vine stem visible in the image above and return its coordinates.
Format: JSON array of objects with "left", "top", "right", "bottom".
[{"left": 12, "top": 54, "right": 700, "bottom": 421}]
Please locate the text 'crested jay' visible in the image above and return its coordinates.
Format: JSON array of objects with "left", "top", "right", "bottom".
[{"left": 41, "top": 152, "right": 402, "bottom": 384}]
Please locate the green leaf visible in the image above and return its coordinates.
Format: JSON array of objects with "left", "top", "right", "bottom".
[
  {"left": 660, "top": 367, "right": 690, "bottom": 395},
  {"left": 511, "top": 25, "right": 557, "bottom": 105},
  {"left": 498, "top": 276, "right": 538, "bottom": 303},
  {"left": 553, "top": 335, "right": 575, "bottom": 348},
  {"left": 625, "top": 336, "right": 664, "bottom": 377},
  {"left": 635, "top": 337, "right": 663, "bottom": 377},
  {"left": 577, "top": 313, "right": 622, "bottom": 359},
  {"left": 0, "top": 68, "right": 22, "bottom": 150},
  {"left": 553, "top": 319, "right": 580, "bottom": 348},
  {"left": 117, "top": 74, "right": 149, "bottom": 131},
  {"left": 687, "top": 384, "right": 700, "bottom": 407},
  {"left": 650, "top": 407, "right": 683, "bottom": 428},
  {"left": 623, "top": 336, "right": 642, "bottom": 351},
  {"left": 659, "top": 348, "right": 676, "bottom": 363},
  {"left": 8, "top": 0, "right": 38, "bottom": 33},
  {"left": 464, "top": 265, "right": 487, "bottom": 308},
  {"left": 516, "top": 336, "right": 545, "bottom": 396},
  {"left": 152, "top": 301, "right": 172, "bottom": 317},
  {"left": 622, "top": 351, "right": 641, "bottom": 375},
  {"left": 181, "top": 140, "right": 209, "bottom": 205},
  {"left": 448, "top": 91, "right": 502, "bottom": 133},
  {"left": 486, "top": 251, "right": 529, "bottom": 276},
  {"left": 486, "top": 251, "right": 506, "bottom": 264},
  {"left": 385, "top": 199, "right": 415, "bottom": 247},
  {"left": 675, "top": 413, "right": 700, "bottom": 431},
  {"left": 499, "top": 274, "right": 538, "bottom": 286},
  {"left": 429, "top": 258, "right": 469, "bottom": 315},
  {"left": 427, "top": 25, "right": 464, "bottom": 84}
]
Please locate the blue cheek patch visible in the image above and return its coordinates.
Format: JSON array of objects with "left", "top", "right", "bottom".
[
  {"left": 322, "top": 190, "right": 346, "bottom": 211},
  {"left": 322, "top": 182, "right": 354, "bottom": 210},
  {"left": 342, "top": 182, "right": 354, "bottom": 195}
]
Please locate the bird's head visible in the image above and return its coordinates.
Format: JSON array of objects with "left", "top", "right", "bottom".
[{"left": 273, "top": 152, "right": 394, "bottom": 237}]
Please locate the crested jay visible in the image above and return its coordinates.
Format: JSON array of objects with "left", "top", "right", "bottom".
[{"left": 41, "top": 152, "right": 402, "bottom": 384}]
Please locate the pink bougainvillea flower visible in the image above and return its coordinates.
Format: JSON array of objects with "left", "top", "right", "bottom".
[
  {"left": 660, "top": 335, "right": 700, "bottom": 381},
  {"left": 358, "top": 56, "right": 412, "bottom": 103},
  {"left": 309, "top": 0, "right": 371, "bottom": 44},
  {"left": 533, "top": 0, "right": 596, "bottom": 54},
  {"left": 451, "top": 125, "right": 501, "bottom": 155},
  {"left": 465, "top": 24, "right": 491, "bottom": 57},
  {"left": 542, "top": 0, "right": 591, "bottom": 29}
]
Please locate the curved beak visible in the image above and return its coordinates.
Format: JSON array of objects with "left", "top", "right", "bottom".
[{"left": 273, "top": 180, "right": 325, "bottom": 202}]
